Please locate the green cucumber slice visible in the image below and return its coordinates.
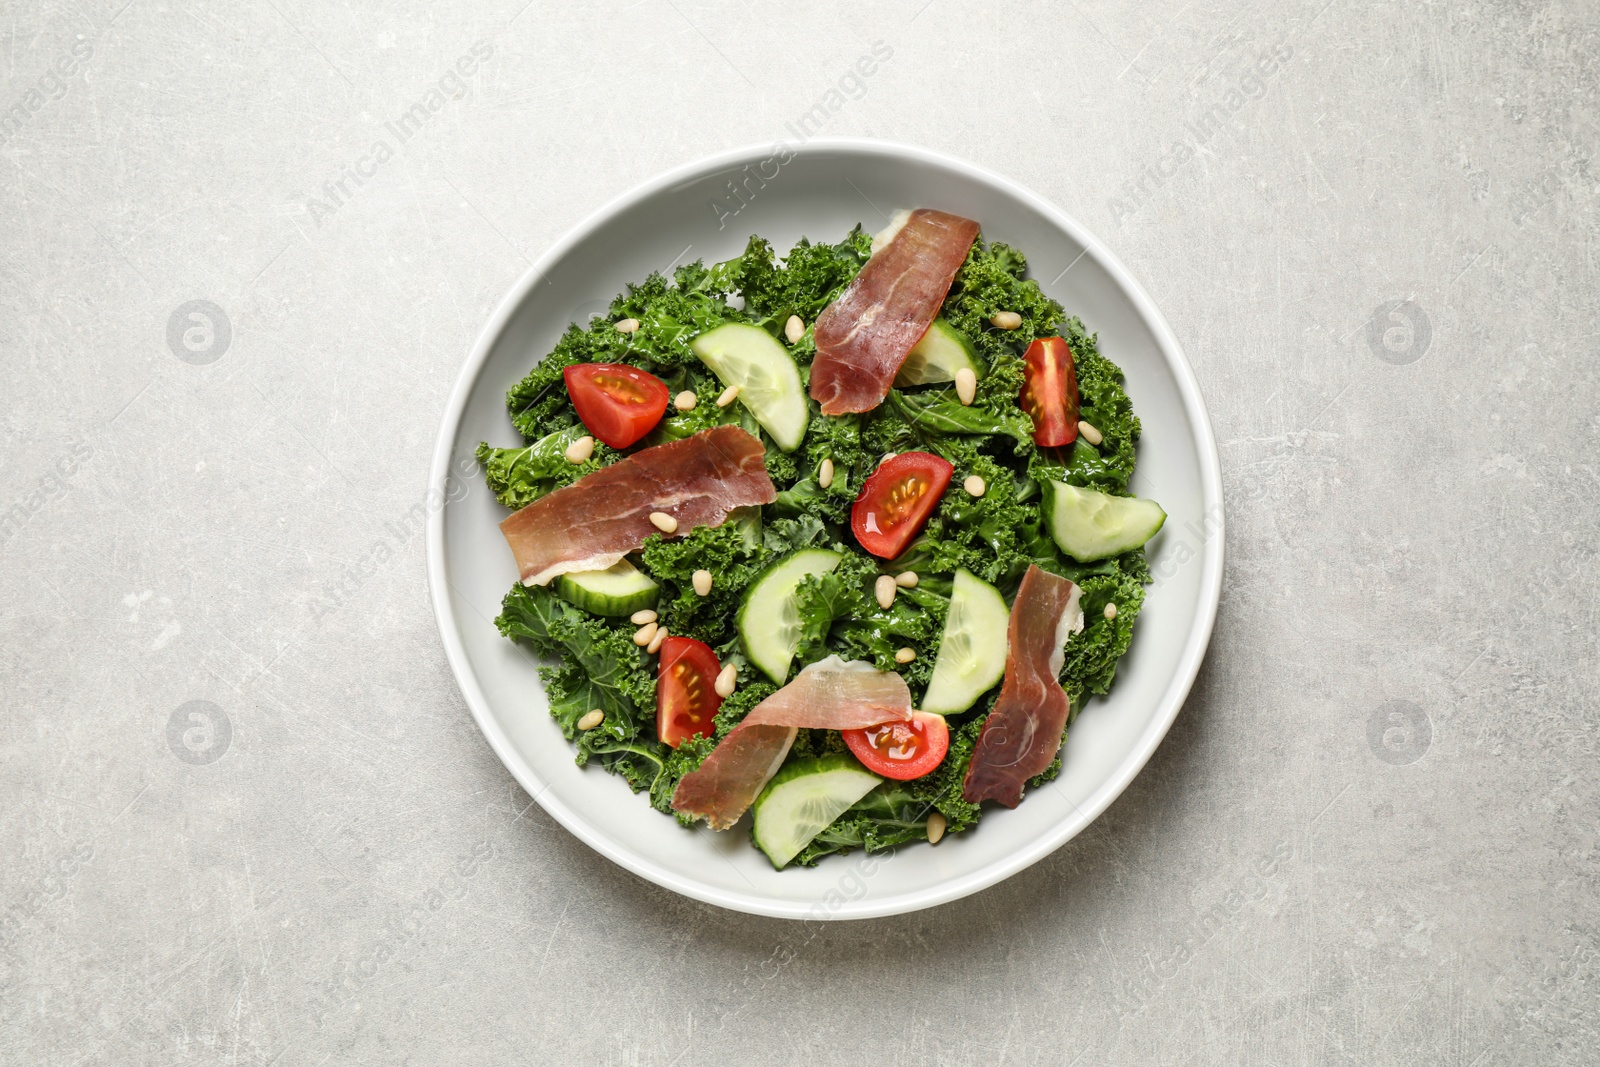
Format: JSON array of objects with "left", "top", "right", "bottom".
[
  {"left": 751, "top": 754, "right": 882, "bottom": 869},
  {"left": 1042, "top": 481, "right": 1167, "bottom": 562},
  {"left": 690, "top": 322, "right": 809, "bottom": 452},
  {"left": 553, "top": 558, "right": 659, "bottom": 617},
  {"left": 738, "top": 548, "right": 842, "bottom": 683},
  {"left": 920, "top": 568, "right": 1010, "bottom": 715},
  {"left": 894, "top": 318, "right": 982, "bottom": 387}
]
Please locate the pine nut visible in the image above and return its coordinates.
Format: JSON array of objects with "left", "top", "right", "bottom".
[
  {"left": 647, "top": 625, "right": 669, "bottom": 654},
  {"left": 990, "top": 311, "right": 1022, "bottom": 330},
  {"left": 895, "top": 647, "right": 916, "bottom": 664},
  {"left": 1078, "top": 420, "right": 1104, "bottom": 446},
  {"left": 649, "top": 512, "right": 678, "bottom": 534},
  {"left": 615, "top": 318, "right": 640, "bottom": 334},
  {"left": 881, "top": 453, "right": 896, "bottom": 465},
  {"left": 1104, "top": 601, "right": 1118, "bottom": 620},
  {"left": 955, "top": 366, "right": 977, "bottom": 406},
  {"left": 633, "top": 622, "right": 658, "bottom": 646},
  {"left": 577, "top": 709, "right": 604, "bottom": 731},
  {"left": 927, "top": 812, "right": 947, "bottom": 845},
  {"left": 963, "top": 474, "right": 986, "bottom": 498},
  {"left": 714, "top": 662, "right": 738, "bottom": 698},
  {"left": 630, "top": 609, "right": 658, "bottom": 625},
  {"left": 674, "top": 390, "right": 698, "bottom": 412},
  {"left": 875, "top": 574, "right": 897, "bottom": 610},
  {"left": 565, "top": 435, "right": 595, "bottom": 464},
  {"left": 818, "top": 457, "right": 834, "bottom": 489},
  {"left": 692, "top": 569, "right": 712, "bottom": 596},
  {"left": 785, "top": 315, "right": 805, "bottom": 344},
  {"left": 716, "top": 385, "right": 740, "bottom": 408},
  {"left": 895, "top": 571, "right": 918, "bottom": 588}
]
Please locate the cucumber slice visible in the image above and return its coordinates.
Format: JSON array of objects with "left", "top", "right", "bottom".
[
  {"left": 752, "top": 754, "right": 882, "bottom": 869},
  {"left": 921, "top": 568, "right": 1010, "bottom": 715},
  {"left": 738, "top": 548, "right": 842, "bottom": 683},
  {"left": 553, "top": 558, "right": 659, "bottom": 617},
  {"left": 690, "top": 322, "right": 809, "bottom": 452},
  {"left": 1043, "top": 481, "right": 1167, "bottom": 562},
  {"left": 894, "top": 318, "right": 982, "bottom": 387}
]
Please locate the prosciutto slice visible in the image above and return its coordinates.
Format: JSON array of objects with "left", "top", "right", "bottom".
[
  {"left": 672, "top": 657, "right": 912, "bottom": 830},
  {"left": 962, "top": 565, "right": 1084, "bottom": 808},
  {"left": 499, "top": 424, "right": 776, "bottom": 587},
  {"left": 808, "top": 208, "right": 979, "bottom": 415}
]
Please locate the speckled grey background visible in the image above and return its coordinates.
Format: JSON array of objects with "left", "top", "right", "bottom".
[{"left": 3, "top": 0, "right": 1596, "bottom": 1063}]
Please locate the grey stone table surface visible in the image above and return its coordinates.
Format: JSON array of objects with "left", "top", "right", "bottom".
[{"left": 3, "top": 0, "right": 1596, "bottom": 1063}]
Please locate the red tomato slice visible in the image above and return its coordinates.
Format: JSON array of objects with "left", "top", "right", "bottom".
[
  {"left": 842, "top": 711, "right": 950, "bottom": 780},
  {"left": 1020, "top": 337, "right": 1080, "bottom": 448},
  {"left": 850, "top": 451, "right": 953, "bottom": 559},
  {"left": 563, "top": 362, "right": 669, "bottom": 449},
  {"left": 656, "top": 636, "right": 722, "bottom": 748}
]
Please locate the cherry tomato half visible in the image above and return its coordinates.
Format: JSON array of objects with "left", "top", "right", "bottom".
[
  {"left": 850, "top": 451, "right": 953, "bottom": 559},
  {"left": 563, "top": 362, "right": 669, "bottom": 449},
  {"left": 842, "top": 711, "right": 950, "bottom": 780},
  {"left": 655, "top": 636, "right": 722, "bottom": 748},
  {"left": 1020, "top": 337, "right": 1080, "bottom": 448}
]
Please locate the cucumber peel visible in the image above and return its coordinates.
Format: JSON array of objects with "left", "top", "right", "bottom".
[{"left": 554, "top": 558, "right": 659, "bottom": 617}]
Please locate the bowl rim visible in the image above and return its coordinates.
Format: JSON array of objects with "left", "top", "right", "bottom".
[{"left": 426, "top": 137, "right": 1224, "bottom": 920}]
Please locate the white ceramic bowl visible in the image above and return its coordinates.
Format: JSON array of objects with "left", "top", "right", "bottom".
[{"left": 427, "top": 139, "right": 1223, "bottom": 920}]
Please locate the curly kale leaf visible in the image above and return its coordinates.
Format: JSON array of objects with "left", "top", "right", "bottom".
[
  {"left": 890, "top": 454, "right": 1054, "bottom": 592},
  {"left": 640, "top": 521, "right": 766, "bottom": 647},
  {"left": 733, "top": 229, "right": 871, "bottom": 336},
  {"left": 792, "top": 552, "right": 948, "bottom": 692},
  {"left": 475, "top": 427, "right": 610, "bottom": 509},
  {"left": 940, "top": 239, "right": 1064, "bottom": 365},
  {"left": 1060, "top": 551, "right": 1149, "bottom": 705},
  {"left": 495, "top": 584, "right": 666, "bottom": 791},
  {"left": 762, "top": 514, "right": 829, "bottom": 555}
]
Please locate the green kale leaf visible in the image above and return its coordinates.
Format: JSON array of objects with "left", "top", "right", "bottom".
[
  {"left": 475, "top": 427, "right": 607, "bottom": 509},
  {"left": 495, "top": 583, "right": 667, "bottom": 792}
]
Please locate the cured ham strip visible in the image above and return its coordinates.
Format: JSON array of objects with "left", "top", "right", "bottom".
[
  {"left": 962, "top": 565, "right": 1084, "bottom": 808},
  {"left": 499, "top": 424, "right": 776, "bottom": 587},
  {"left": 672, "top": 657, "right": 912, "bottom": 830},
  {"left": 808, "top": 208, "right": 979, "bottom": 415}
]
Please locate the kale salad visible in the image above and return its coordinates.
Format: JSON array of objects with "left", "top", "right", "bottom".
[{"left": 477, "top": 212, "right": 1164, "bottom": 868}]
